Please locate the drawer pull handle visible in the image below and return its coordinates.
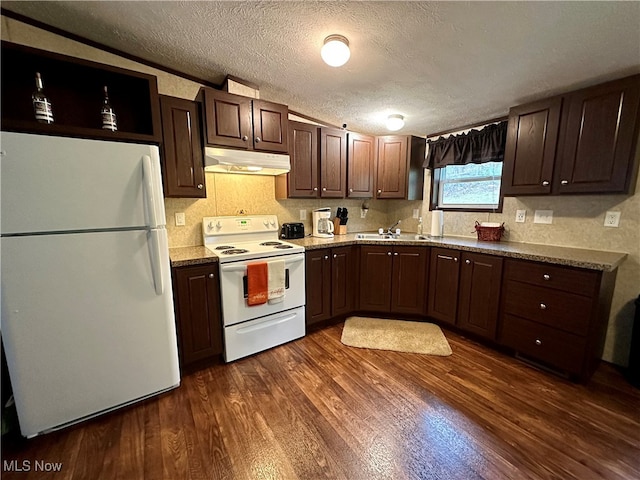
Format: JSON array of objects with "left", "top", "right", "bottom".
[
  {"left": 535, "top": 339, "right": 542, "bottom": 346},
  {"left": 543, "top": 274, "right": 550, "bottom": 280},
  {"left": 540, "top": 303, "right": 547, "bottom": 310}
]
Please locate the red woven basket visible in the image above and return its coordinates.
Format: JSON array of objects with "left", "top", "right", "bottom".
[{"left": 474, "top": 221, "right": 505, "bottom": 241}]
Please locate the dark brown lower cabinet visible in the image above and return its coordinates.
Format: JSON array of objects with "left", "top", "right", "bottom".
[
  {"left": 457, "top": 252, "right": 503, "bottom": 340},
  {"left": 427, "top": 248, "right": 460, "bottom": 324},
  {"left": 305, "top": 246, "right": 355, "bottom": 326},
  {"left": 359, "top": 245, "right": 428, "bottom": 315},
  {"left": 173, "top": 264, "right": 223, "bottom": 370}
]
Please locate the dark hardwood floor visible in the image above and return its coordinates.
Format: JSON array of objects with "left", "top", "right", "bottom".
[{"left": 2, "top": 322, "right": 639, "bottom": 479}]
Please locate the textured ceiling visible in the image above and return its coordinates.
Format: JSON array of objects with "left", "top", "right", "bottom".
[{"left": 3, "top": 1, "right": 640, "bottom": 136}]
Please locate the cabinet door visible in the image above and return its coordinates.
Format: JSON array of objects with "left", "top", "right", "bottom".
[
  {"left": 160, "top": 96, "right": 205, "bottom": 198},
  {"left": 320, "top": 127, "right": 347, "bottom": 198},
  {"left": 286, "top": 121, "right": 319, "bottom": 198},
  {"left": 331, "top": 246, "right": 355, "bottom": 317},
  {"left": 305, "top": 249, "right": 332, "bottom": 326},
  {"left": 359, "top": 246, "right": 393, "bottom": 312},
  {"left": 457, "top": 252, "right": 503, "bottom": 339},
  {"left": 347, "top": 133, "right": 375, "bottom": 198},
  {"left": 427, "top": 248, "right": 460, "bottom": 325},
  {"left": 202, "top": 89, "right": 252, "bottom": 149},
  {"left": 502, "top": 96, "right": 562, "bottom": 196},
  {"left": 554, "top": 75, "right": 640, "bottom": 194},
  {"left": 376, "top": 136, "right": 408, "bottom": 199},
  {"left": 174, "top": 265, "right": 223, "bottom": 367},
  {"left": 391, "top": 246, "right": 428, "bottom": 315},
  {"left": 252, "top": 99, "right": 289, "bottom": 153}
]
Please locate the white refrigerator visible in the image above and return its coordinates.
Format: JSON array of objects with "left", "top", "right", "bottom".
[{"left": 0, "top": 132, "right": 180, "bottom": 438}]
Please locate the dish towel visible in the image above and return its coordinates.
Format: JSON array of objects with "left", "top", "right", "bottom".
[
  {"left": 268, "top": 260, "right": 286, "bottom": 304},
  {"left": 247, "top": 263, "right": 268, "bottom": 306}
]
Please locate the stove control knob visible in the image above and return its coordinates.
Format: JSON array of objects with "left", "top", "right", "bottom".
[
  {"left": 263, "top": 220, "right": 270, "bottom": 227},
  {"left": 208, "top": 222, "right": 214, "bottom": 231},
  {"left": 216, "top": 221, "right": 222, "bottom": 230},
  {"left": 269, "top": 220, "right": 276, "bottom": 227}
]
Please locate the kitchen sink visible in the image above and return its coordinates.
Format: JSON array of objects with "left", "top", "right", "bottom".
[{"left": 355, "top": 233, "right": 431, "bottom": 241}]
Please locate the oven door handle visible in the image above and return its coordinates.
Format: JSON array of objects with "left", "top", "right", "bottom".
[
  {"left": 235, "top": 313, "right": 298, "bottom": 334},
  {"left": 220, "top": 254, "right": 305, "bottom": 272}
]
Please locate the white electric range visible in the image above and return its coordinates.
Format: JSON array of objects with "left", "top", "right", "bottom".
[{"left": 202, "top": 215, "right": 306, "bottom": 361}]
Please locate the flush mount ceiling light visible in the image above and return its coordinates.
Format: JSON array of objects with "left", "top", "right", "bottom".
[
  {"left": 386, "top": 114, "right": 405, "bottom": 131},
  {"left": 321, "top": 35, "right": 350, "bottom": 67}
]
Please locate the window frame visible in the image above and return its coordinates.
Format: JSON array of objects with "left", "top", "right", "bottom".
[{"left": 429, "top": 163, "right": 504, "bottom": 213}]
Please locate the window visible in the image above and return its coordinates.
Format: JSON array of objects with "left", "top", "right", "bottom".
[{"left": 432, "top": 162, "right": 503, "bottom": 211}]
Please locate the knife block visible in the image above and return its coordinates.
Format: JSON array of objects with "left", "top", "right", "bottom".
[{"left": 333, "top": 218, "right": 347, "bottom": 235}]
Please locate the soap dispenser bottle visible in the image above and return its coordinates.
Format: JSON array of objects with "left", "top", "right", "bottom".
[{"left": 417, "top": 217, "right": 423, "bottom": 235}]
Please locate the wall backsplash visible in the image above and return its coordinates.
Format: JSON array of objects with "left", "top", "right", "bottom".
[{"left": 3, "top": 14, "right": 639, "bottom": 367}]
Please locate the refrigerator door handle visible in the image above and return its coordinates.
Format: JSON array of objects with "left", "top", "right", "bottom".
[
  {"left": 142, "top": 155, "right": 160, "bottom": 229},
  {"left": 148, "top": 229, "right": 165, "bottom": 295}
]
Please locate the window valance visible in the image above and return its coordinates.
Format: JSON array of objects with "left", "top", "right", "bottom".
[{"left": 424, "top": 121, "right": 508, "bottom": 169}]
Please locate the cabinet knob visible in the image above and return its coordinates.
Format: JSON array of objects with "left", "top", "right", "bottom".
[
  {"left": 313, "top": 187, "right": 318, "bottom": 191},
  {"left": 454, "top": 257, "right": 459, "bottom": 262},
  {"left": 542, "top": 181, "right": 550, "bottom": 186},
  {"left": 322, "top": 187, "right": 327, "bottom": 191},
  {"left": 535, "top": 339, "right": 542, "bottom": 346},
  {"left": 197, "top": 183, "right": 203, "bottom": 189},
  {"left": 324, "top": 255, "right": 329, "bottom": 260},
  {"left": 208, "top": 273, "right": 214, "bottom": 279},
  {"left": 543, "top": 274, "right": 550, "bottom": 281},
  {"left": 377, "top": 189, "right": 382, "bottom": 194},
  {"left": 349, "top": 188, "right": 353, "bottom": 193},
  {"left": 561, "top": 180, "right": 569, "bottom": 185},
  {"left": 255, "top": 137, "right": 261, "bottom": 143},
  {"left": 465, "top": 259, "right": 471, "bottom": 265},
  {"left": 242, "top": 135, "right": 249, "bottom": 141},
  {"left": 540, "top": 303, "right": 547, "bottom": 310},
  {"left": 393, "top": 252, "right": 398, "bottom": 256},
  {"left": 333, "top": 254, "right": 337, "bottom": 258},
  {"left": 387, "top": 252, "right": 392, "bottom": 256}
]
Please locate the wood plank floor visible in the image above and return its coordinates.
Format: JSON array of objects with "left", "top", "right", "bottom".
[{"left": 2, "top": 322, "right": 639, "bottom": 479}]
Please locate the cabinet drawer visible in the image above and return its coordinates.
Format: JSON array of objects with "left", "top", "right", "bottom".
[
  {"left": 501, "top": 314, "right": 586, "bottom": 374},
  {"left": 503, "top": 281, "right": 593, "bottom": 335},
  {"left": 504, "top": 259, "right": 598, "bottom": 296}
]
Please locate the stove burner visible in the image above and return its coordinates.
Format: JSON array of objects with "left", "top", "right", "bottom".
[
  {"left": 215, "top": 245, "right": 235, "bottom": 250},
  {"left": 274, "top": 245, "right": 294, "bottom": 249},
  {"left": 260, "top": 241, "right": 282, "bottom": 246},
  {"left": 221, "top": 249, "right": 249, "bottom": 255}
]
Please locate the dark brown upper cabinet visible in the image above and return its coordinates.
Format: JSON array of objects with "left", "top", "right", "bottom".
[
  {"left": 1, "top": 41, "right": 161, "bottom": 143},
  {"left": 199, "top": 87, "right": 288, "bottom": 153},
  {"left": 276, "top": 123, "right": 346, "bottom": 199},
  {"left": 347, "top": 133, "right": 375, "bottom": 198},
  {"left": 375, "top": 135, "right": 425, "bottom": 200},
  {"left": 159, "top": 96, "right": 205, "bottom": 198},
  {"left": 503, "top": 74, "right": 640, "bottom": 196}
]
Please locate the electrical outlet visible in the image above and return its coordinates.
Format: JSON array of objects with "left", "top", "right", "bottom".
[
  {"left": 515, "top": 209, "right": 526, "bottom": 223},
  {"left": 175, "top": 212, "right": 185, "bottom": 226},
  {"left": 299, "top": 209, "right": 307, "bottom": 221},
  {"left": 412, "top": 208, "right": 420, "bottom": 219},
  {"left": 604, "top": 211, "right": 621, "bottom": 227},
  {"left": 533, "top": 210, "right": 553, "bottom": 224},
  {"left": 361, "top": 208, "right": 367, "bottom": 218}
]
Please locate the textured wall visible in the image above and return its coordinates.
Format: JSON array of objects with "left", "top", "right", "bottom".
[{"left": 3, "top": 15, "right": 638, "bottom": 366}]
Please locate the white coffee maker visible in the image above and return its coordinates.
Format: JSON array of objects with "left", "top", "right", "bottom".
[{"left": 312, "top": 207, "right": 334, "bottom": 238}]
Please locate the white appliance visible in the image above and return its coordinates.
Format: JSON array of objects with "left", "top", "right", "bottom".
[
  {"left": 0, "top": 132, "right": 180, "bottom": 438},
  {"left": 204, "top": 147, "right": 290, "bottom": 175},
  {"left": 312, "top": 207, "right": 334, "bottom": 238},
  {"left": 202, "top": 215, "right": 305, "bottom": 361}
]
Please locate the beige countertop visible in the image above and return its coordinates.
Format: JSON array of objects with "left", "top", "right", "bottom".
[{"left": 170, "top": 234, "right": 627, "bottom": 272}]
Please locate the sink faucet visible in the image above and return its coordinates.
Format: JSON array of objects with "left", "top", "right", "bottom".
[{"left": 386, "top": 220, "right": 401, "bottom": 235}]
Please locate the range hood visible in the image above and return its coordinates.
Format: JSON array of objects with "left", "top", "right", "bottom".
[{"left": 204, "top": 147, "right": 290, "bottom": 176}]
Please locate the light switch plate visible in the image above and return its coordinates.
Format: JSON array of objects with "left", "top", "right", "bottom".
[
  {"left": 534, "top": 210, "right": 553, "bottom": 224},
  {"left": 175, "top": 212, "right": 186, "bottom": 226},
  {"left": 604, "top": 211, "right": 621, "bottom": 227},
  {"left": 515, "top": 210, "right": 526, "bottom": 223},
  {"left": 299, "top": 209, "right": 307, "bottom": 221},
  {"left": 412, "top": 208, "right": 420, "bottom": 219}
]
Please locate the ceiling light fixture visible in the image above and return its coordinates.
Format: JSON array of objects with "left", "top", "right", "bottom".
[
  {"left": 386, "top": 114, "right": 405, "bottom": 131},
  {"left": 321, "top": 35, "right": 350, "bottom": 67}
]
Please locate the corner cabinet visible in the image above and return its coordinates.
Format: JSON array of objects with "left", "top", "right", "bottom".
[
  {"left": 503, "top": 74, "right": 640, "bottom": 196},
  {"left": 173, "top": 264, "right": 223, "bottom": 371},
  {"left": 376, "top": 135, "right": 425, "bottom": 200},
  {"left": 160, "top": 96, "right": 206, "bottom": 198},
  {"left": 198, "top": 87, "right": 288, "bottom": 153},
  {"left": 1, "top": 41, "right": 162, "bottom": 143}
]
